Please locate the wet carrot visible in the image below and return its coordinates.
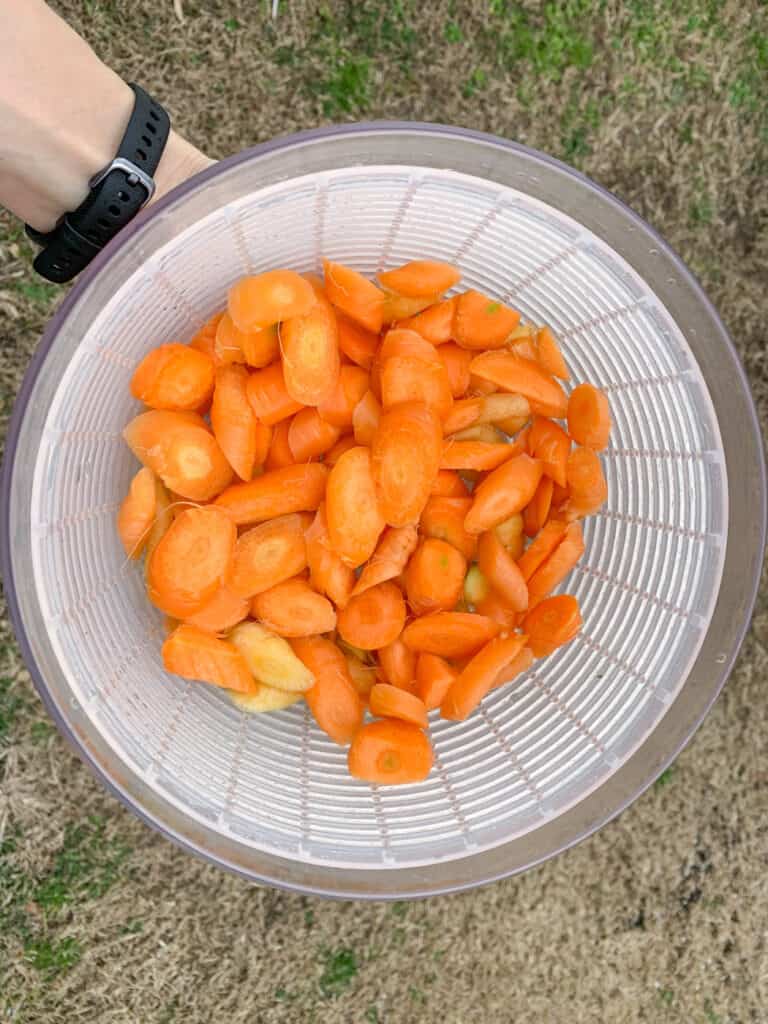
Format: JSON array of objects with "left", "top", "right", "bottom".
[
  {"left": 508, "top": 325, "right": 539, "bottom": 362},
  {"left": 431, "top": 469, "right": 469, "bottom": 497},
  {"left": 492, "top": 644, "right": 534, "bottom": 689},
  {"left": 371, "top": 401, "right": 442, "bottom": 527},
  {"left": 442, "top": 397, "right": 484, "bottom": 435},
  {"left": 211, "top": 364, "right": 265, "bottom": 481},
  {"left": 326, "top": 446, "right": 385, "bottom": 567},
  {"left": 441, "top": 631, "right": 528, "bottom": 721},
  {"left": 337, "top": 316, "right": 378, "bottom": 370},
  {"left": 478, "top": 393, "right": 530, "bottom": 433},
  {"left": 117, "top": 467, "right": 156, "bottom": 558},
  {"left": 337, "top": 581, "right": 406, "bottom": 650},
  {"left": 324, "top": 433, "right": 357, "bottom": 467},
  {"left": 436, "top": 342, "right": 473, "bottom": 398},
  {"left": 287, "top": 408, "right": 341, "bottom": 463},
  {"left": 415, "top": 653, "right": 457, "bottom": 710},
  {"left": 469, "top": 352, "right": 568, "bottom": 418},
  {"left": 143, "top": 476, "right": 173, "bottom": 568},
  {"left": 131, "top": 343, "right": 215, "bottom": 412},
  {"left": 420, "top": 495, "right": 477, "bottom": 561},
  {"left": 537, "top": 325, "right": 569, "bottom": 381},
  {"left": 377, "top": 638, "right": 417, "bottom": 692},
  {"left": 405, "top": 538, "right": 467, "bottom": 616},
  {"left": 252, "top": 577, "right": 337, "bottom": 637},
  {"left": 162, "top": 624, "right": 257, "bottom": 694},
  {"left": 398, "top": 296, "right": 456, "bottom": 344},
  {"left": 441, "top": 439, "right": 515, "bottom": 472},
  {"left": 184, "top": 584, "right": 249, "bottom": 634},
  {"left": 369, "top": 683, "right": 429, "bottom": 728},
  {"left": 382, "top": 290, "right": 440, "bottom": 323},
  {"left": 378, "top": 260, "right": 461, "bottom": 298},
  {"left": 123, "top": 410, "right": 234, "bottom": 501},
  {"left": 523, "top": 475, "right": 554, "bottom": 537},
  {"left": 523, "top": 594, "right": 582, "bottom": 657},
  {"left": 348, "top": 719, "right": 433, "bottom": 784},
  {"left": 281, "top": 299, "right": 341, "bottom": 405},
  {"left": 474, "top": 590, "right": 519, "bottom": 629},
  {"left": 212, "top": 312, "right": 249, "bottom": 365},
  {"left": 381, "top": 346, "right": 454, "bottom": 421},
  {"left": 215, "top": 463, "right": 327, "bottom": 525},
  {"left": 565, "top": 446, "right": 608, "bottom": 517},
  {"left": 527, "top": 415, "right": 570, "bottom": 488},
  {"left": 291, "top": 636, "right": 364, "bottom": 744},
  {"left": 449, "top": 424, "right": 501, "bottom": 444},
  {"left": 476, "top": 529, "right": 529, "bottom": 612},
  {"left": 245, "top": 361, "right": 304, "bottom": 426},
  {"left": 401, "top": 612, "right": 500, "bottom": 658},
  {"left": 345, "top": 653, "right": 379, "bottom": 698},
  {"left": 494, "top": 512, "right": 524, "bottom": 551},
  {"left": 464, "top": 453, "right": 543, "bottom": 534},
  {"left": 264, "top": 418, "right": 294, "bottom": 470},
  {"left": 463, "top": 564, "right": 490, "bottom": 606},
  {"left": 323, "top": 260, "right": 385, "bottom": 333},
  {"left": 147, "top": 506, "right": 236, "bottom": 617},
  {"left": 469, "top": 373, "right": 498, "bottom": 396},
  {"left": 228, "top": 269, "right": 316, "bottom": 332},
  {"left": 516, "top": 519, "right": 568, "bottom": 581},
  {"left": 188, "top": 311, "right": 223, "bottom": 361},
  {"left": 452, "top": 290, "right": 521, "bottom": 350},
  {"left": 317, "top": 364, "right": 370, "bottom": 428},
  {"left": 352, "top": 389, "right": 381, "bottom": 446},
  {"left": 305, "top": 503, "right": 356, "bottom": 609},
  {"left": 228, "top": 512, "right": 308, "bottom": 598},
  {"left": 352, "top": 525, "right": 419, "bottom": 598},
  {"left": 567, "top": 382, "right": 611, "bottom": 451},
  {"left": 527, "top": 521, "right": 585, "bottom": 608}
]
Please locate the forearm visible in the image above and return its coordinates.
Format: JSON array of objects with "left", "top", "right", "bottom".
[{"left": 0, "top": 0, "right": 210, "bottom": 232}]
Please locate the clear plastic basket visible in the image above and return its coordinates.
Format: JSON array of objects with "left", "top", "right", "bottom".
[{"left": 2, "top": 125, "right": 764, "bottom": 898}]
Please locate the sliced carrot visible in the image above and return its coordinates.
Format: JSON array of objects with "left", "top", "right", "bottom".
[
  {"left": 479, "top": 393, "right": 531, "bottom": 433},
  {"left": 474, "top": 590, "right": 519, "bottom": 629},
  {"left": 162, "top": 624, "right": 256, "bottom": 694},
  {"left": 420, "top": 495, "right": 477, "bottom": 561},
  {"left": 252, "top": 577, "right": 337, "bottom": 637},
  {"left": 345, "top": 653, "right": 379, "bottom": 698},
  {"left": 184, "top": 584, "right": 249, "bottom": 633},
  {"left": 337, "top": 316, "right": 378, "bottom": 370},
  {"left": 565, "top": 446, "right": 608, "bottom": 516},
  {"left": 442, "top": 397, "right": 484, "bottom": 435},
  {"left": 452, "top": 290, "right": 521, "bottom": 350},
  {"left": 371, "top": 401, "right": 442, "bottom": 527},
  {"left": 527, "top": 521, "right": 585, "bottom": 608},
  {"left": 287, "top": 408, "right": 341, "bottom": 462},
  {"left": 567, "top": 383, "right": 611, "bottom": 451},
  {"left": 441, "top": 439, "right": 514, "bottom": 472},
  {"left": 264, "top": 418, "right": 294, "bottom": 470},
  {"left": 527, "top": 416, "right": 570, "bottom": 488},
  {"left": 405, "top": 537, "right": 467, "bottom": 615},
  {"left": 378, "top": 260, "right": 461, "bottom": 298},
  {"left": 470, "top": 352, "right": 567, "bottom": 418},
  {"left": 348, "top": 719, "right": 433, "bottom": 784},
  {"left": 352, "top": 389, "right": 381, "bottom": 446},
  {"left": 123, "top": 410, "right": 233, "bottom": 501},
  {"left": 477, "top": 529, "right": 529, "bottom": 612},
  {"left": 117, "top": 467, "right": 156, "bottom": 558},
  {"left": 323, "top": 260, "right": 385, "bottom": 334},
  {"left": 326, "top": 446, "right": 385, "bottom": 567},
  {"left": 290, "top": 636, "right": 364, "bottom": 744},
  {"left": 436, "top": 342, "right": 473, "bottom": 399},
  {"left": 215, "top": 463, "right": 327, "bottom": 525},
  {"left": 463, "top": 564, "right": 490, "bottom": 605},
  {"left": 281, "top": 299, "right": 341, "bottom": 405},
  {"left": 414, "top": 653, "right": 457, "bottom": 711},
  {"left": 228, "top": 512, "right": 308, "bottom": 598},
  {"left": 381, "top": 348, "right": 454, "bottom": 421},
  {"left": 324, "top": 433, "right": 357, "bottom": 467},
  {"left": 431, "top": 469, "right": 469, "bottom": 497},
  {"left": 352, "top": 525, "right": 419, "bottom": 598},
  {"left": 305, "top": 503, "right": 356, "bottom": 609},
  {"left": 522, "top": 475, "right": 554, "bottom": 537},
  {"left": 382, "top": 290, "right": 440, "bottom": 323},
  {"left": 469, "top": 373, "right": 498, "bottom": 396},
  {"left": 212, "top": 312, "right": 245, "bottom": 365},
  {"left": 245, "top": 362, "right": 304, "bottom": 426},
  {"left": 317, "top": 364, "right": 370, "bottom": 428},
  {"left": 228, "top": 269, "right": 316, "bottom": 332},
  {"left": 188, "top": 312, "right": 223, "bottom": 362},
  {"left": 398, "top": 296, "right": 456, "bottom": 344},
  {"left": 509, "top": 330, "right": 539, "bottom": 363},
  {"left": 369, "top": 683, "right": 429, "bottom": 728},
  {"left": 239, "top": 323, "right": 280, "bottom": 370},
  {"left": 494, "top": 512, "right": 524, "bottom": 551},
  {"left": 131, "top": 343, "right": 215, "bottom": 412},
  {"left": 441, "top": 631, "right": 528, "bottom": 721},
  {"left": 516, "top": 519, "right": 568, "bottom": 581},
  {"left": 523, "top": 594, "right": 582, "bottom": 657},
  {"left": 492, "top": 644, "right": 534, "bottom": 689},
  {"left": 143, "top": 476, "right": 173, "bottom": 568},
  {"left": 147, "top": 506, "right": 236, "bottom": 617},
  {"left": 449, "top": 423, "right": 501, "bottom": 444},
  {"left": 377, "top": 638, "right": 416, "bottom": 692},
  {"left": 211, "top": 364, "right": 265, "bottom": 481},
  {"left": 401, "top": 612, "right": 500, "bottom": 658},
  {"left": 464, "top": 453, "right": 543, "bottom": 534},
  {"left": 336, "top": 581, "right": 406, "bottom": 650},
  {"left": 537, "top": 325, "right": 569, "bottom": 380}
]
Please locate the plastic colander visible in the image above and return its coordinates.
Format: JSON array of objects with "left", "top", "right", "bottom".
[{"left": 2, "top": 124, "right": 765, "bottom": 899}]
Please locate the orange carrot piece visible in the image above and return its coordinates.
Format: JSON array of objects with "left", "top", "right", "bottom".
[
  {"left": 527, "top": 416, "right": 570, "bottom": 487},
  {"left": 414, "top": 653, "right": 457, "bottom": 710},
  {"left": 228, "top": 512, "right": 308, "bottom": 598},
  {"left": 398, "top": 296, "right": 456, "bottom": 344},
  {"left": 184, "top": 585, "right": 249, "bottom": 634},
  {"left": 452, "top": 290, "right": 521, "bottom": 350},
  {"left": 291, "top": 636, "right": 364, "bottom": 744},
  {"left": 305, "top": 503, "right": 356, "bottom": 609},
  {"left": 523, "top": 594, "right": 582, "bottom": 657},
  {"left": 211, "top": 364, "right": 265, "bottom": 481},
  {"left": 537, "top": 325, "right": 569, "bottom": 381},
  {"left": 123, "top": 410, "right": 234, "bottom": 501},
  {"left": 464, "top": 453, "right": 543, "bottom": 534},
  {"left": 324, "top": 433, "right": 357, "bottom": 467},
  {"left": 323, "top": 260, "right": 385, "bottom": 333},
  {"left": 337, "top": 581, "right": 406, "bottom": 650},
  {"left": 516, "top": 519, "right": 568, "bottom": 581},
  {"left": 351, "top": 525, "right": 419, "bottom": 598},
  {"left": 523, "top": 475, "right": 554, "bottom": 538},
  {"left": 212, "top": 312, "right": 247, "bottom": 365},
  {"left": 527, "top": 522, "right": 585, "bottom": 608},
  {"left": 441, "top": 631, "right": 528, "bottom": 721},
  {"left": 431, "top": 469, "right": 469, "bottom": 497},
  {"left": 345, "top": 653, "right": 379, "bottom": 699},
  {"left": 370, "top": 401, "right": 442, "bottom": 527},
  {"left": 382, "top": 291, "right": 440, "bottom": 323},
  {"left": 215, "top": 463, "right": 327, "bottom": 525},
  {"left": 245, "top": 362, "right": 304, "bottom": 426},
  {"left": 239, "top": 323, "right": 280, "bottom": 370},
  {"left": 326, "top": 446, "right": 385, "bottom": 567},
  {"left": 317, "top": 364, "right": 370, "bottom": 428},
  {"left": 401, "top": 612, "right": 500, "bottom": 658},
  {"left": 143, "top": 476, "right": 173, "bottom": 568},
  {"left": 474, "top": 590, "right": 519, "bottom": 629},
  {"left": 287, "top": 408, "right": 341, "bottom": 462},
  {"left": 440, "top": 439, "right": 515, "bottom": 472},
  {"left": 348, "top": 719, "right": 433, "bottom": 784},
  {"left": 378, "top": 260, "right": 461, "bottom": 298},
  {"left": 162, "top": 624, "right": 256, "bottom": 694},
  {"left": 436, "top": 342, "right": 472, "bottom": 398},
  {"left": 381, "top": 347, "right": 454, "bottom": 421},
  {"left": 352, "top": 389, "right": 381, "bottom": 446},
  {"left": 264, "top": 418, "right": 294, "bottom": 470},
  {"left": 419, "top": 495, "right": 477, "bottom": 561},
  {"left": 147, "top": 506, "right": 236, "bottom": 618},
  {"left": 188, "top": 312, "right": 224, "bottom": 362},
  {"left": 469, "top": 352, "right": 568, "bottom": 418},
  {"left": 337, "top": 316, "right": 379, "bottom": 370},
  {"left": 491, "top": 643, "right": 534, "bottom": 689},
  {"left": 369, "top": 683, "right": 429, "bottom": 728},
  {"left": 567, "top": 383, "right": 611, "bottom": 451},
  {"left": 131, "top": 343, "right": 215, "bottom": 412},
  {"left": 228, "top": 270, "right": 316, "bottom": 332},
  {"left": 494, "top": 512, "right": 525, "bottom": 550},
  {"left": 405, "top": 537, "right": 467, "bottom": 615},
  {"left": 442, "top": 397, "right": 484, "bottom": 435},
  {"left": 476, "top": 530, "right": 529, "bottom": 612},
  {"left": 252, "top": 577, "right": 337, "bottom": 637},
  {"left": 565, "top": 446, "right": 608, "bottom": 516},
  {"left": 281, "top": 299, "right": 341, "bottom": 405},
  {"left": 117, "top": 467, "right": 156, "bottom": 558},
  {"left": 377, "top": 638, "right": 417, "bottom": 692}
]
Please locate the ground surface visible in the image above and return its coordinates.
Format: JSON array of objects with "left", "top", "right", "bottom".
[{"left": 1, "top": 1, "right": 767, "bottom": 1022}]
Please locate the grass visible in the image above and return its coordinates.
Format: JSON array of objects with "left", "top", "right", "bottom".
[{"left": 319, "top": 947, "right": 358, "bottom": 998}]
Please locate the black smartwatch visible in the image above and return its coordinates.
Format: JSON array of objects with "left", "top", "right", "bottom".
[{"left": 25, "top": 83, "right": 170, "bottom": 284}]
